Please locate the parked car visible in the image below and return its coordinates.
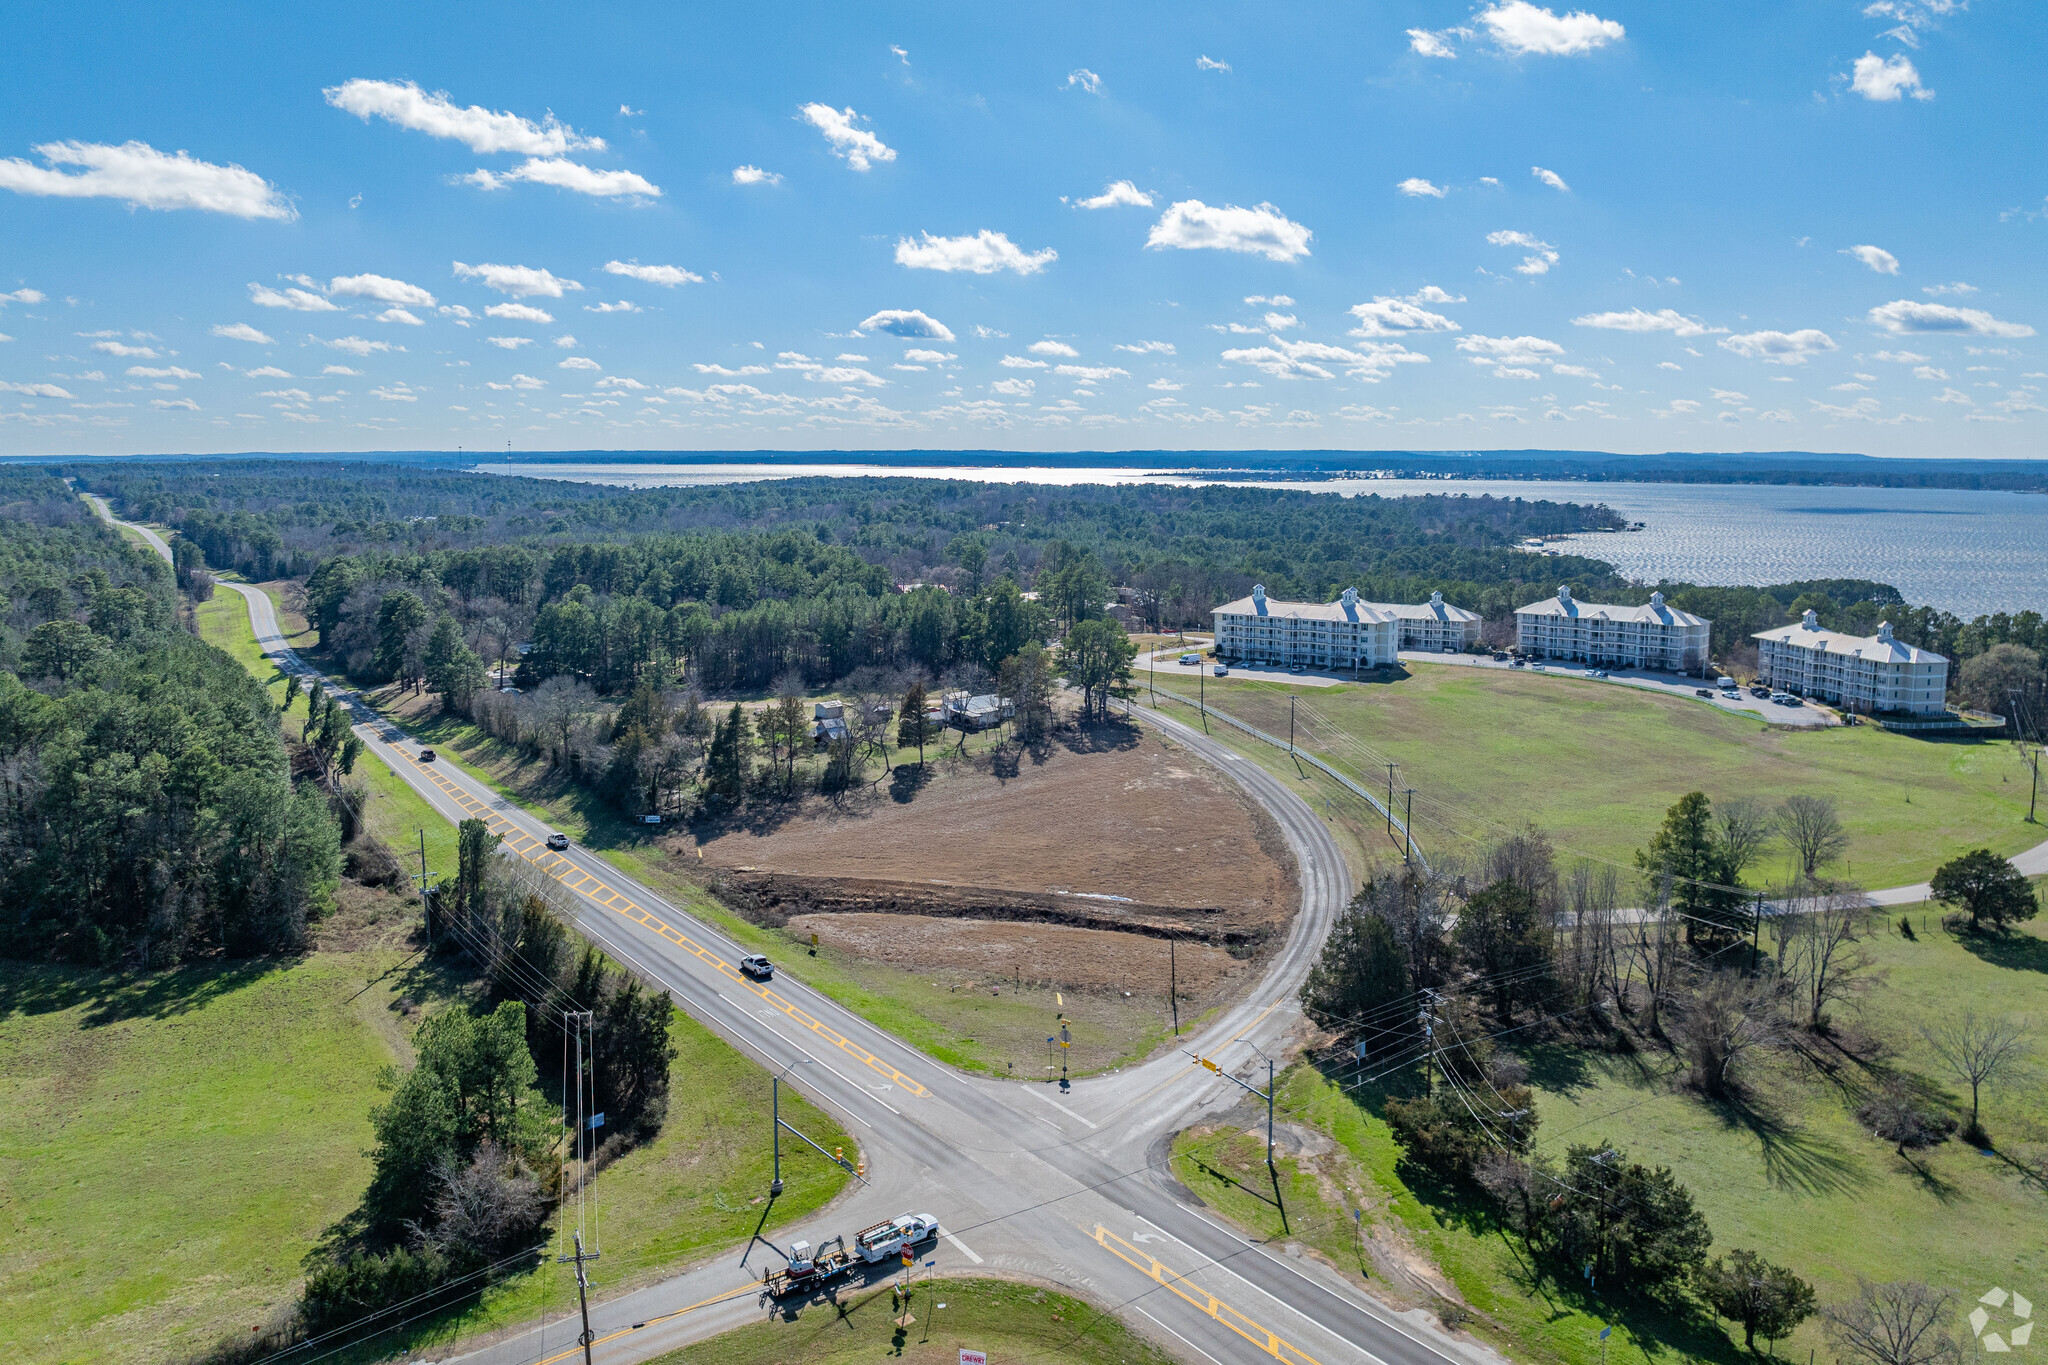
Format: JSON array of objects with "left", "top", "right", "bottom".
[
  {"left": 1213, "top": 664, "right": 1229, "bottom": 676},
  {"left": 1511, "top": 659, "right": 1526, "bottom": 667},
  {"left": 417, "top": 749, "right": 436, "bottom": 763},
  {"left": 1769, "top": 691, "right": 1793, "bottom": 704},
  {"left": 1491, "top": 652, "right": 1510, "bottom": 662},
  {"left": 545, "top": 832, "right": 570, "bottom": 850},
  {"left": 1751, "top": 686, "right": 1771, "bottom": 698},
  {"left": 1589, "top": 669, "right": 1609, "bottom": 678},
  {"left": 1288, "top": 664, "right": 1305, "bottom": 674},
  {"left": 1441, "top": 645, "right": 1457, "bottom": 654},
  {"left": 1695, "top": 688, "right": 1715, "bottom": 698},
  {"left": 1782, "top": 695, "right": 1804, "bottom": 707},
  {"left": 739, "top": 954, "right": 774, "bottom": 980},
  {"left": 639, "top": 813, "right": 662, "bottom": 825}
]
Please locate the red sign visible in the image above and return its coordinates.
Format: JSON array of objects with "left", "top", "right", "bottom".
[{"left": 901, "top": 1247, "right": 914, "bottom": 1266}]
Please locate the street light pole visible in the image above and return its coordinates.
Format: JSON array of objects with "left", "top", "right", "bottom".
[{"left": 770, "top": 1058, "right": 811, "bottom": 1197}]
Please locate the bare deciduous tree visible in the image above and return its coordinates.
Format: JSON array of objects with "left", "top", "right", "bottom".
[
  {"left": 1673, "top": 967, "right": 1787, "bottom": 1098},
  {"left": 1777, "top": 795, "right": 1848, "bottom": 878},
  {"left": 1716, "top": 796, "right": 1776, "bottom": 884},
  {"left": 530, "top": 675, "right": 597, "bottom": 766},
  {"left": 1780, "top": 881, "right": 1875, "bottom": 1031},
  {"left": 1631, "top": 874, "right": 1687, "bottom": 1034},
  {"left": 1919, "top": 1010, "right": 2030, "bottom": 1142},
  {"left": 1822, "top": 1281, "right": 1961, "bottom": 1365}
]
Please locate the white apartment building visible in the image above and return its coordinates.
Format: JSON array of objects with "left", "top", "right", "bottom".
[
  {"left": 1212, "top": 586, "right": 1422, "bottom": 670},
  {"left": 1753, "top": 611, "right": 1949, "bottom": 717},
  {"left": 1383, "top": 590, "right": 1484, "bottom": 652},
  {"left": 1515, "top": 586, "right": 1711, "bottom": 674}
]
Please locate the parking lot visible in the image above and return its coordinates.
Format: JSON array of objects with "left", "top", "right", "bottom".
[{"left": 1396, "top": 651, "right": 1838, "bottom": 727}]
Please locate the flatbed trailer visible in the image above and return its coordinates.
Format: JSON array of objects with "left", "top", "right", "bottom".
[{"left": 762, "top": 1235, "right": 855, "bottom": 1299}]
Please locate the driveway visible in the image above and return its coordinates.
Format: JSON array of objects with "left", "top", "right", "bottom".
[
  {"left": 1141, "top": 647, "right": 1347, "bottom": 687},
  {"left": 1397, "top": 651, "right": 1838, "bottom": 728}
]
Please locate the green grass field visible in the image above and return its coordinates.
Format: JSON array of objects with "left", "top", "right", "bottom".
[
  {"left": 0, "top": 588, "right": 854, "bottom": 1365},
  {"left": 1175, "top": 908, "right": 2048, "bottom": 1365},
  {"left": 1154, "top": 663, "right": 2041, "bottom": 889},
  {"left": 646, "top": 1277, "right": 1178, "bottom": 1365}
]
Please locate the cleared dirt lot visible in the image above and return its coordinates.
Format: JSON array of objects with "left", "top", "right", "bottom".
[
  {"left": 673, "top": 719, "right": 1301, "bottom": 1074},
  {"left": 693, "top": 722, "right": 1295, "bottom": 925}
]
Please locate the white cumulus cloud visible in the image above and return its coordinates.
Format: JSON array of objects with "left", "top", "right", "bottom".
[
  {"left": 1397, "top": 178, "right": 1448, "bottom": 199},
  {"left": 0, "top": 288, "right": 46, "bottom": 307},
  {"left": 211, "top": 322, "right": 273, "bottom": 343},
  {"left": 487, "top": 336, "right": 532, "bottom": 349},
  {"left": 485, "top": 302, "right": 555, "bottom": 323},
  {"left": 1056, "top": 364, "right": 1128, "bottom": 382},
  {"left": 91, "top": 340, "right": 156, "bottom": 357},
  {"left": 991, "top": 377, "right": 1035, "bottom": 396},
  {"left": 320, "top": 335, "right": 394, "bottom": 357},
  {"left": 1407, "top": 28, "right": 1462, "bottom": 58},
  {"left": 1843, "top": 244, "right": 1900, "bottom": 274},
  {"left": 1571, "top": 307, "right": 1721, "bottom": 336},
  {"left": 558, "top": 356, "right": 601, "bottom": 370},
  {"left": 1224, "top": 338, "right": 1427, "bottom": 381},
  {"left": 903, "top": 348, "right": 955, "bottom": 363},
  {"left": 323, "top": 79, "right": 601, "bottom": 155},
  {"left": 244, "top": 366, "right": 291, "bottom": 378},
  {"left": 1147, "top": 201, "right": 1311, "bottom": 262},
  {"left": 1064, "top": 69, "right": 1103, "bottom": 94},
  {"left": 798, "top": 104, "right": 895, "bottom": 171},
  {"left": 464, "top": 159, "right": 659, "bottom": 198},
  {"left": 0, "top": 140, "right": 294, "bottom": 219},
  {"left": 1074, "top": 180, "right": 1153, "bottom": 210},
  {"left": 1867, "top": 299, "right": 2034, "bottom": 337},
  {"left": 1851, "top": 52, "right": 1932, "bottom": 101},
  {"left": 732, "top": 165, "right": 782, "bottom": 186},
  {"left": 1115, "top": 340, "right": 1176, "bottom": 355},
  {"left": 454, "top": 262, "right": 582, "bottom": 298},
  {"left": 127, "top": 365, "right": 199, "bottom": 378},
  {"left": 1718, "top": 329, "right": 1839, "bottom": 363},
  {"left": 1458, "top": 334, "right": 1566, "bottom": 369},
  {"left": 1532, "top": 166, "right": 1570, "bottom": 192},
  {"left": 1, "top": 380, "right": 74, "bottom": 398},
  {"left": 1478, "top": 2, "right": 1625, "bottom": 56},
  {"left": 250, "top": 282, "right": 337, "bottom": 311},
  {"left": 1350, "top": 297, "right": 1462, "bottom": 337},
  {"left": 895, "top": 230, "right": 1056, "bottom": 275},
  {"left": 603, "top": 260, "right": 701, "bottom": 286},
  {"left": 1196, "top": 55, "right": 1232, "bottom": 72},
  {"left": 1488, "top": 229, "right": 1559, "bottom": 274},
  {"left": 1029, "top": 340, "right": 1080, "bottom": 357},
  {"left": 859, "top": 309, "right": 954, "bottom": 341},
  {"left": 1000, "top": 355, "right": 1049, "bottom": 369},
  {"left": 330, "top": 274, "right": 436, "bottom": 307}
]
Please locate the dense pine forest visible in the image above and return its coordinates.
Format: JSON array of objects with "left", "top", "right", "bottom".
[{"left": 0, "top": 469, "right": 342, "bottom": 963}]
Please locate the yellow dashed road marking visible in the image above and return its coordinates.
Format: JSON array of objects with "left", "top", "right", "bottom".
[
  {"left": 1088, "top": 1225, "right": 1325, "bottom": 1365},
  {"left": 410, "top": 758, "right": 927, "bottom": 1098}
]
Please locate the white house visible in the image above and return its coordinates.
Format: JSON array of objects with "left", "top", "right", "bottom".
[
  {"left": 1211, "top": 586, "right": 1402, "bottom": 670},
  {"left": 1753, "top": 611, "right": 1949, "bottom": 717},
  {"left": 1515, "top": 586, "right": 1711, "bottom": 674},
  {"left": 1380, "top": 591, "right": 1483, "bottom": 652}
]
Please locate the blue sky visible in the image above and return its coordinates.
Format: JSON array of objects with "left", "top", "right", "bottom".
[{"left": 3, "top": 0, "right": 2043, "bottom": 458}]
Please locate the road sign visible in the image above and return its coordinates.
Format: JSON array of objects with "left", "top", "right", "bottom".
[
  {"left": 961, "top": 1352, "right": 987, "bottom": 1365},
  {"left": 902, "top": 1247, "right": 914, "bottom": 1266},
  {"left": 1600, "top": 1327, "right": 1612, "bottom": 1340},
  {"left": 585, "top": 1112, "right": 605, "bottom": 1130}
]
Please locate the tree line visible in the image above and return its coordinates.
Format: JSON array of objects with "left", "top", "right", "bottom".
[{"left": 0, "top": 470, "right": 343, "bottom": 963}]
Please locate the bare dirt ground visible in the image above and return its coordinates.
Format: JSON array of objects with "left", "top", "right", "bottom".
[
  {"left": 788, "top": 913, "right": 1246, "bottom": 997},
  {"left": 692, "top": 721, "right": 1296, "bottom": 925}
]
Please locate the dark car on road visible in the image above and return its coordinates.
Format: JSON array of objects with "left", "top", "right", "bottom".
[
  {"left": 740, "top": 954, "right": 774, "bottom": 981},
  {"left": 418, "top": 749, "right": 436, "bottom": 762}
]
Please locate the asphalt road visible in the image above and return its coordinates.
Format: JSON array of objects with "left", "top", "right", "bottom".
[
  {"left": 92, "top": 495, "right": 2044, "bottom": 1364},
  {"left": 92, "top": 496, "right": 1501, "bottom": 1365}
]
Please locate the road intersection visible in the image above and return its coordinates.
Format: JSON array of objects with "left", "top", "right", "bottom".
[{"left": 94, "top": 498, "right": 1493, "bottom": 1365}]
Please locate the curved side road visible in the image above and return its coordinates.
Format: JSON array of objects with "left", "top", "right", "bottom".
[{"left": 93, "top": 495, "right": 1502, "bottom": 1365}]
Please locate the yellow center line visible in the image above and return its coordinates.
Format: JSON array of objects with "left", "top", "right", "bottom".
[
  {"left": 1102, "top": 996, "right": 1291, "bottom": 1121},
  {"left": 527, "top": 1282, "right": 764, "bottom": 1365},
  {"left": 1087, "top": 1225, "right": 1325, "bottom": 1365},
  {"left": 411, "top": 758, "right": 928, "bottom": 1098}
]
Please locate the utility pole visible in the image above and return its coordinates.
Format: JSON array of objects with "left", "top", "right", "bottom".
[
  {"left": 1402, "top": 789, "right": 1416, "bottom": 864},
  {"left": 2012, "top": 689, "right": 2040, "bottom": 823},
  {"left": 560, "top": 1230, "right": 598, "bottom": 1365},
  {"left": 1288, "top": 694, "right": 1297, "bottom": 754},
  {"left": 413, "top": 827, "right": 432, "bottom": 942},
  {"left": 1419, "top": 991, "right": 1438, "bottom": 1100},
  {"left": 1383, "top": 763, "right": 1397, "bottom": 837},
  {"left": 1168, "top": 935, "right": 1179, "bottom": 1037},
  {"left": 1198, "top": 665, "right": 1207, "bottom": 732},
  {"left": 770, "top": 1058, "right": 811, "bottom": 1196}
]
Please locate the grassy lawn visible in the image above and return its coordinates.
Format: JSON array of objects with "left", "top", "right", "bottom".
[
  {"left": 0, "top": 949, "right": 447, "bottom": 1365},
  {"left": 647, "top": 1277, "right": 1178, "bottom": 1365},
  {"left": 1174, "top": 911, "right": 2048, "bottom": 1365},
  {"left": 1154, "top": 663, "right": 2041, "bottom": 889}
]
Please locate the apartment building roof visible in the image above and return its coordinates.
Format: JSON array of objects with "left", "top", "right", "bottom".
[
  {"left": 1374, "top": 590, "right": 1482, "bottom": 625},
  {"left": 1214, "top": 585, "right": 1400, "bottom": 624},
  {"left": 1516, "top": 586, "right": 1708, "bottom": 629},
  {"left": 1752, "top": 611, "right": 1945, "bottom": 665}
]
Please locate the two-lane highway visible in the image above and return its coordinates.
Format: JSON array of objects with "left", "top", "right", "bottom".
[{"left": 93, "top": 494, "right": 1502, "bottom": 1365}]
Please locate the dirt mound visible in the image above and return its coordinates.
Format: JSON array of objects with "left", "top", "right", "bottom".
[
  {"left": 714, "top": 869, "right": 1276, "bottom": 951},
  {"left": 788, "top": 913, "right": 1247, "bottom": 998}
]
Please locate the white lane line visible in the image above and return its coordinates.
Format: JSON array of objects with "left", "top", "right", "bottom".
[
  {"left": 1030, "top": 1086, "right": 1098, "bottom": 1129},
  {"left": 1133, "top": 1306, "right": 1225, "bottom": 1365},
  {"left": 941, "top": 1228, "right": 983, "bottom": 1264}
]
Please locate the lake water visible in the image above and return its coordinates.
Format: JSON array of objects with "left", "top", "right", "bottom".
[{"left": 473, "top": 462, "right": 2048, "bottom": 619}]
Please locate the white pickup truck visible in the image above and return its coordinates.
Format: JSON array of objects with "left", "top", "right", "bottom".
[{"left": 854, "top": 1212, "right": 940, "bottom": 1263}]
